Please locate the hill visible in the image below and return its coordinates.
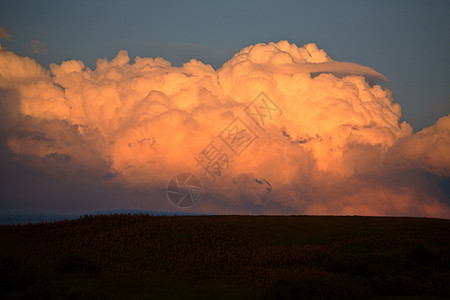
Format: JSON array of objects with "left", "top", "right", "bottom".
[
  {"left": 0, "top": 209, "right": 206, "bottom": 224},
  {"left": 1, "top": 215, "right": 449, "bottom": 299}
]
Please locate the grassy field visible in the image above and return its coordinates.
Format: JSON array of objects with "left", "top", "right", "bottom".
[{"left": 0, "top": 215, "right": 449, "bottom": 299}]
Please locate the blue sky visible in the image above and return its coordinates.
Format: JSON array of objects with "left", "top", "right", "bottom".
[{"left": 1, "top": 0, "right": 449, "bottom": 130}]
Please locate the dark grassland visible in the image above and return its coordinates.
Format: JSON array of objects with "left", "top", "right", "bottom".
[{"left": 0, "top": 215, "right": 449, "bottom": 299}]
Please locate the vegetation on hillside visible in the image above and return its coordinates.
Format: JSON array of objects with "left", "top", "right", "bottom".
[{"left": 1, "top": 215, "right": 449, "bottom": 299}]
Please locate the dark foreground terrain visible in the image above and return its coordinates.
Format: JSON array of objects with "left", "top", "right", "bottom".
[{"left": 0, "top": 215, "right": 449, "bottom": 299}]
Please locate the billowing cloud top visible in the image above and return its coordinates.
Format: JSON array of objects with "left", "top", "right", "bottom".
[{"left": 0, "top": 41, "right": 449, "bottom": 217}]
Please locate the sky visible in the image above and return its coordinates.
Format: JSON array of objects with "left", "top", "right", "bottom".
[
  {"left": 1, "top": 0, "right": 448, "bottom": 131},
  {"left": 0, "top": 0, "right": 449, "bottom": 218}
]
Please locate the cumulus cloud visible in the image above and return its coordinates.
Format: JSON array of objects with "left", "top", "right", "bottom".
[
  {"left": 0, "top": 41, "right": 449, "bottom": 217},
  {"left": 388, "top": 115, "right": 450, "bottom": 177}
]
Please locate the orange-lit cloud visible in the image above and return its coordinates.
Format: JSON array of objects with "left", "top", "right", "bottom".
[{"left": 0, "top": 41, "right": 449, "bottom": 217}]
